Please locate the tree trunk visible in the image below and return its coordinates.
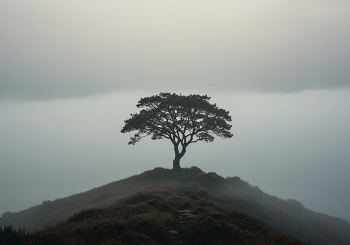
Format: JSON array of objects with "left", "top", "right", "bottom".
[
  {"left": 173, "top": 155, "right": 181, "bottom": 170},
  {"left": 173, "top": 145, "right": 186, "bottom": 170}
]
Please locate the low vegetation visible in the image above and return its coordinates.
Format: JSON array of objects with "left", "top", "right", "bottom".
[
  {"left": 1, "top": 167, "right": 350, "bottom": 245},
  {"left": 1, "top": 190, "right": 310, "bottom": 245}
]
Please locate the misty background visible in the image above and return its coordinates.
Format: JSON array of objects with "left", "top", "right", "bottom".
[{"left": 1, "top": 1, "right": 350, "bottom": 221}]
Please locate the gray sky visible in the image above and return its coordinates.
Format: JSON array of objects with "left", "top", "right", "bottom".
[
  {"left": 1, "top": 1, "right": 350, "bottom": 221},
  {"left": 1, "top": 0, "right": 350, "bottom": 99}
]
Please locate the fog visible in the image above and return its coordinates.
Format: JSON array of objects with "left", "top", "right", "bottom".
[
  {"left": 1, "top": 1, "right": 350, "bottom": 222},
  {"left": 1, "top": 89, "right": 350, "bottom": 222},
  {"left": 1, "top": 1, "right": 350, "bottom": 99}
]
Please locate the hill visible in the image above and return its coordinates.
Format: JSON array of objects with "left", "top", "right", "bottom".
[{"left": 1, "top": 167, "right": 350, "bottom": 245}]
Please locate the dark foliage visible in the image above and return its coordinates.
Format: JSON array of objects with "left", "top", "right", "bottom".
[
  {"left": 0, "top": 225, "right": 27, "bottom": 245},
  {"left": 67, "top": 208, "right": 98, "bottom": 223},
  {"left": 121, "top": 92, "right": 232, "bottom": 169},
  {"left": 189, "top": 216, "right": 243, "bottom": 244}
]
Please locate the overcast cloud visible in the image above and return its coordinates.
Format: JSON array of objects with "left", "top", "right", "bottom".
[
  {"left": 1, "top": 0, "right": 350, "bottom": 99},
  {"left": 1, "top": 0, "right": 350, "bottom": 224}
]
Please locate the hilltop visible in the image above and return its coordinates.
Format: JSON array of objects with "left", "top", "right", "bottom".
[{"left": 1, "top": 167, "right": 350, "bottom": 245}]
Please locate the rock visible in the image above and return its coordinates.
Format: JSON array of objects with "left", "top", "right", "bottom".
[{"left": 169, "top": 230, "right": 179, "bottom": 235}]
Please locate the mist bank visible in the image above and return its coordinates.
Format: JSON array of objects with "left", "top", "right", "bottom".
[{"left": 1, "top": 89, "right": 350, "bottom": 223}]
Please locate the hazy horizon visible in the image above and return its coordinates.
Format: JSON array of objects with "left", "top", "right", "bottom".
[{"left": 1, "top": 1, "right": 350, "bottom": 222}]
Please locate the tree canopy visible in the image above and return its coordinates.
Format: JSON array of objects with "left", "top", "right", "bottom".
[{"left": 121, "top": 92, "right": 233, "bottom": 169}]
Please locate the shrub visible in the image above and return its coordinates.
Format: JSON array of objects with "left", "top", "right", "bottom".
[
  {"left": 1, "top": 211, "right": 12, "bottom": 218},
  {"left": 68, "top": 208, "right": 98, "bottom": 223},
  {"left": 185, "top": 190, "right": 199, "bottom": 200},
  {"left": 198, "top": 190, "right": 209, "bottom": 197},
  {"left": 123, "top": 193, "right": 162, "bottom": 205},
  {"left": 127, "top": 211, "right": 171, "bottom": 243},
  {"left": 93, "top": 221, "right": 126, "bottom": 240},
  {"left": 193, "top": 206, "right": 207, "bottom": 215},
  {"left": 0, "top": 225, "right": 27, "bottom": 244},
  {"left": 178, "top": 200, "right": 193, "bottom": 210},
  {"left": 189, "top": 216, "right": 242, "bottom": 244}
]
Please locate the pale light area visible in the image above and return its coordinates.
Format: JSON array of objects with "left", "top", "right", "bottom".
[
  {"left": 2, "top": 1, "right": 347, "bottom": 53},
  {"left": 1, "top": 89, "right": 350, "bottom": 221},
  {"left": 1, "top": 1, "right": 349, "bottom": 99}
]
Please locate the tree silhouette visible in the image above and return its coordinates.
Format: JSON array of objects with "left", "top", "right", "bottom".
[{"left": 121, "top": 92, "right": 233, "bottom": 169}]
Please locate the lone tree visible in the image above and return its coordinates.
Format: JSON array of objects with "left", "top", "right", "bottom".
[{"left": 121, "top": 92, "right": 233, "bottom": 169}]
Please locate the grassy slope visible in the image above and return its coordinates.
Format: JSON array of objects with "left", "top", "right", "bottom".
[
  {"left": 1, "top": 190, "right": 311, "bottom": 245},
  {"left": 0, "top": 169, "right": 178, "bottom": 230},
  {"left": 1, "top": 167, "right": 350, "bottom": 245}
]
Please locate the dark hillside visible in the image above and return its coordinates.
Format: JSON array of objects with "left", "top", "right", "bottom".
[
  {"left": 1, "top": 190, "right": 310, "bottom": 245},
  {"left": 1, "top": 167, "right": 350, "bottom": 245},
  {"left": 0, "top": 168, "right": 179, "bottom": 230}
]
